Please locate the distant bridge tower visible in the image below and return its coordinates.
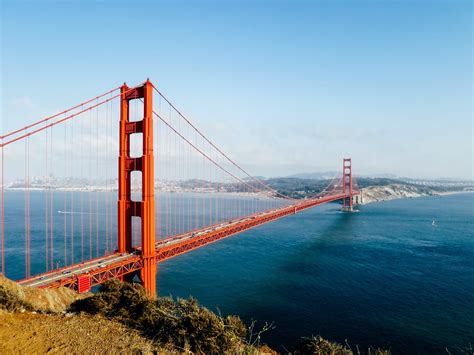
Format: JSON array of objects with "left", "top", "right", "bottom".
[
  {"left": 342, "top": 158, "right": 353, "bottom": 212},
  {"left": 118, "top": 80, "right": 156, "bottom": 297}
]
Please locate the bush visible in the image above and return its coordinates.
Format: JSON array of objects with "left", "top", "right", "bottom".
[
  {"left": 71, "top": 280, "right": 249, "bottom": 354},
  {"left": 296, "top": 335, "right": 352, "bottom": 355},
  {"left": 295, "top": 335, "right": 391, "bottom": 355},
  {"left": 0, "top": 285, "right": 30, "bottom": 312}
]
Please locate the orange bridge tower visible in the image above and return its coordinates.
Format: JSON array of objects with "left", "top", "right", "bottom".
[
  {"left": 118, "top": 80, "right": 156, "bottom": 297},
  {"left": 342, "top": 158, "right": 353, "bottom": 212}
]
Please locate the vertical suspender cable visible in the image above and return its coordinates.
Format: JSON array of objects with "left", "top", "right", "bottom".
[
  {"left": 27, "top": 136, "right": 31, "bottom": 277},
  {"left": 194, "top": 128, "right": 198, "bottom": 231},
  {"left": 156, "top": 97, "right": 160, "bottom": 240},
  {"left": 70, "top": 114, "right": 74, "bottom": 264},
  {"left": 80, "top": 104, "right": 84, "bottom": 261},
  {"left": 105, "top": 98, "right": 109, "bottom": 254},
  {"left": 1, "top": 144, "right": 4, "bottom": 275},
  {"left": 174, "top": 110, "right": 177, "bottom": 235},
  {"left": 166, "top": 112, "right": 169, "bottom": 238},
  {"left": 25, "top": 136, "right": 30, "bottom": 277},
  {"left": 89, "top": 108, "right": 93, "bottom": 259},
  {"left": 178, "top": 114, "right": 181, "bottom": 234},
  {"left": 24, "top": 140, "right": 27, "bottom": 277},
  {"left": 188, "top": 123, "right": 192, "bottom": 232},
  {"left": 95, "top": 102, "right": 99, "bottom": 257},
  {"left": 63, "top": 122, "right": 67, "bottom": 266},
  {"left": 50, "top": 127, "right": 54, "bottom": 270},
  {"left": 208, "top": 140, "right": 211, "bottom": 227},
  {"left": 45, "top": 129, "right": 49, "bottom": 271}
]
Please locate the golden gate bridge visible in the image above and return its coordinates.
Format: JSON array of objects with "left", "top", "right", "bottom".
[{"left": 0, "top": 80, "right": 359, "bottom": 297}]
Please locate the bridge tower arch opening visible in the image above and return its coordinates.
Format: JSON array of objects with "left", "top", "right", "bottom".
[
  {"left": 342, "top": 158, "right": 353, "bottom": 212},
  {"left": 118, "top": 80, "right": 156, "bottom": 297}
]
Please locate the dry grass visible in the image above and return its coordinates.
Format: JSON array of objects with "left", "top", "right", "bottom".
[
  {"left": 0, "top": 275, "right": 85, "bottom": 313},
  {"left": 0, "top": 311, "right": 161, "bottom": 354},
  {"left": 295, "top": 335, "right": 391, "bottom": 355},
  {"left": 71, "top": 279, "right": 256, "bottom": 354}
]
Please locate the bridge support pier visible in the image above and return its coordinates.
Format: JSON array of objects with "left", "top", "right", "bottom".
[
  {"left": 118, "top": 80, "right": 156, "bottom": 297},
  {"left": 342, "top": 158, "right": 354, "bottom": 212}
]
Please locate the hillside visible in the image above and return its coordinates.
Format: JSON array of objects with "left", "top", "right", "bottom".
[
  {"left": 0, "top": 274, "right": 85, "bottom": 312},
  {"left": 359, "top": 184, "right": 438, "bottom": 204},
  {"left": 0, "top": 276, "right": 274, "bottom": 354},
  {"left": 263, "top": 176, "right": 473, "bottom": 202},
  {"left": 0, "top": 275, "right": 390, "bottom": 354},
  {"left": 0, "top": 312, "right": 160, "bottom": 354}
]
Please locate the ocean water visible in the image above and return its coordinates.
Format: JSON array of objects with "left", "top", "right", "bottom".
[
  {"left": 157, "top": 193, "right": 474, "bottom": 354},
  {"left": 2, "top": 192, "right": 473, "bottom": 353}
]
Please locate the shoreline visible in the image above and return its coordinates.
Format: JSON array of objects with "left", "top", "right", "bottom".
[{"left": 358, "top": 185, "right": 473, "bottom": 205}]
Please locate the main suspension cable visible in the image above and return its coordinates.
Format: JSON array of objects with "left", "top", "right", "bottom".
[{"left": 151, "top": 85, "right": 295, "bottom": 201}]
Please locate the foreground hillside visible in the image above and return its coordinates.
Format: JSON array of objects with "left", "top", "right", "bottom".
[
  {"left": 0, "top": 312, "right": 160, "bottom": 354},
  {"left": 0, "top": 275, "right": 389, "bottom": 354}
]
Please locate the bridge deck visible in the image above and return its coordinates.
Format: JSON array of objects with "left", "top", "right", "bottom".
[{"left": 19, "top": 193, "right": 356, "bottom": 290}]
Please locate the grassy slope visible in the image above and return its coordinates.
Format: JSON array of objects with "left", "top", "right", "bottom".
[{"left": 0, "top": 311, "right": 160, "bottom": 354}]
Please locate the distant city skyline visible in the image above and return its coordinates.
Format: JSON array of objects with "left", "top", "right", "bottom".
[{"left": 1, "top": 0, "right": 472, "bottom": 179}]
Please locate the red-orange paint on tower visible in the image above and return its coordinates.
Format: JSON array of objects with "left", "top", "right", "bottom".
[
  {"left": 118, "top": 80, "right": 156, "bottom": 297},
  {"left": 342, "top": 158, "right": 353, "bottom": 211}
]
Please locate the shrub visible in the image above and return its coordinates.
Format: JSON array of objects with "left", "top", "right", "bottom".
[
  {"left": 71, "top": 280, "right": 248, "bottom": 354},
  {"left": 0, "top": 285, "right": 30, "bottom": 312},
  {"left": 296, "top": 335, "right": 352, "bottom": 355},
  {"left": 295, "top": 335, "right": 390, "bottom": 355}
]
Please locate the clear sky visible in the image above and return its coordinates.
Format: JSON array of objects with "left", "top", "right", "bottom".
[{"left": 1, "top": 0, "right": 472, "bottom": 179}]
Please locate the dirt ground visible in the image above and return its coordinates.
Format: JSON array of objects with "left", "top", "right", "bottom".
[
  {"left": 0, "top": 311, "right": 160, "bottom": 354},
  {"left": 0, "top": 275, "right": 86, "bottom": 313}
]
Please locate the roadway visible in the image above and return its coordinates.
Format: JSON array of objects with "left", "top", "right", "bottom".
[{"left": 18, "top": 192, "right": 355, "bottom": 290}]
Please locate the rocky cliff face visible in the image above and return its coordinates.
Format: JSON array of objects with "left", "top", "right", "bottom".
[{"left": 358, "top": 184, "right": 439, "bottom": 205}]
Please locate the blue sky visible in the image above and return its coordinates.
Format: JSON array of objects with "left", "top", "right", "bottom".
[{"left": 1, "top": 0, "right": 472, "bottom": 179}]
